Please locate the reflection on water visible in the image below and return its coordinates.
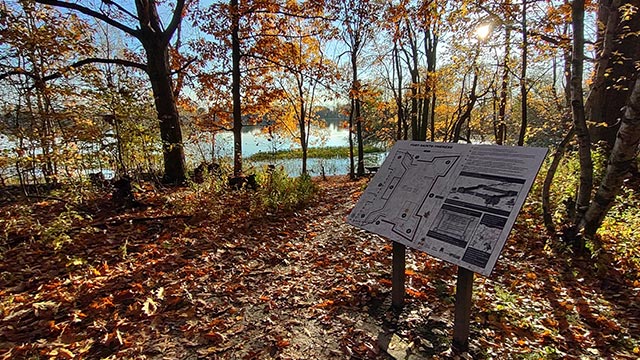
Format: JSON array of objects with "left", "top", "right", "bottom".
[
  {"left": 247, "top": 153, "right": 388, "bottom": 177},
  {"left": 187, "top": 123, "right": 386, "bottom": 176},
  {"left": 1, "top": 123, "right": 386, "bottom": 178},
  {"left": 186, "top": 122, "right": 350, "bottom": 160}
]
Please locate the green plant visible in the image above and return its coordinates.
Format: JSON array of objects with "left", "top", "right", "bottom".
[
  {"left": 41, "top": 207, "right": 85, "bottom": 250},
  {"left": 247, "top": 145, "right": 385, "bottom": 161},
  {"left": 257, "top": 166, "right": 317, "bottom": 212}
]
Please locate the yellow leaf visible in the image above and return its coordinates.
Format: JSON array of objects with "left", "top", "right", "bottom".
[
  {"left": 315, "top": 299, "right": 334, "bottom": 308},
  {"left": 142, "top": 297, "right": 157, "bottom": 316},
  {"left": 526, "top": 272, "right": 537, "bottom": 280}
]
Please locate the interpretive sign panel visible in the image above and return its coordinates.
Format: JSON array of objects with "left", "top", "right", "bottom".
[{"left": 347, "top": 141, "right": 547, "bottom": 276}]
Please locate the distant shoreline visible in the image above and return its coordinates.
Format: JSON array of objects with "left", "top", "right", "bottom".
[{"left": 246, "top": 146, "right": 386, "bottom": 161}]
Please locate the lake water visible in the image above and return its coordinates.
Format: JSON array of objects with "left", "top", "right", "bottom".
[
  {"left": 0, "top": 123, "right": 387, "bottom": 179},
  {"left": 187, "top": 123, "right": 387, "bottom": 176}
]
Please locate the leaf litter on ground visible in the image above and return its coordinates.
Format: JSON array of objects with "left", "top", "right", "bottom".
[{"left": 0, "top": 176, "right": 639, "bottom": 359}]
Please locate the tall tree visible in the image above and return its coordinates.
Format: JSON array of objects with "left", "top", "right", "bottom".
[
  {"left": 570, "top": 0, "right": 593, "bottom": 230},
  {"left": 575, "top": 0, "right": 640, "bottom": 240},
  {"left": 417, "top": 0, "right": 440, "bottom": 142},
  {"left": 517, "top": 0, "right": 528, "bottom": 146},
  {"left": 230, "top": 0, "right": 243, "bottom": 177},
  {"left": 339, "top": 0, "right": 381, "bottom": 177},
  {"left": 34, "top": 0, "right": 190, "bottom": 183},
  {"left": 275, "top": 18, "right": 333, "bottom": 175},
  {"left": 197, "top": 0, "right": 328, "bottom": 175}
]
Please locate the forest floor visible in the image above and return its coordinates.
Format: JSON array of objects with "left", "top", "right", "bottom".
[{"left": 0, "top": 176, "right": 639, "bottom": 359}]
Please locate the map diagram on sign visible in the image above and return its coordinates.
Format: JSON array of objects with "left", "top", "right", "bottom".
[{"left": 347, "top": 141, "right": 547, "bottom": 276}]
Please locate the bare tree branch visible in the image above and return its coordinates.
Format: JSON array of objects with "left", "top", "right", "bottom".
[
  {"left": 164, "top": 0, "right": 187, "bottom": 45},
  {"left": 101, "top": 0, "right": 140, "bottom": 22},
  {"left": 247, "top": 9, "right": 336, "bottom": 22},
  {"left": 1, "top": 58, "right": 147, "bottom": 84},
  {"left": 34, "top": 0, "right": 139, "bottom": 38},
  {"left": 171, "top": 57, "right": 197, "bottom": 75},
  {"left": 44, "top": 58, "right": 148, "bottom": 81},
  {"left": 0, "top": 69, "right": 35, "bottom": 82}
]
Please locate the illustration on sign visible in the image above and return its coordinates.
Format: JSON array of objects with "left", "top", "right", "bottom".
[{"left": 347, "top": 141, "right": 547, "bottom": 276}]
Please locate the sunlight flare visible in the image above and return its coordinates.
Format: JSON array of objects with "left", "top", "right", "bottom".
[{"left": 475, "top": 23, "right": 492, "bottom": 40}]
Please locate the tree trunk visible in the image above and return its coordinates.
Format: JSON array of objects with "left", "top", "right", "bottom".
[
  {"left": 420, "top": 28, "right": 437, "bottom": 142},
  {"left": 351, "top": 41, "right": 365, "bottom": 177},
  {"left": 143, "top": 40, "right": 186, "bottom": 184},
  {"left": 453, "top": 72, "right": 479, "bottom": 143},
  {"left": 518, "top": 0, "right": 528, "bottom": 146},
  {"left": 300, "top": 117, "right": 308, "bottom": 175},
  {"left": 542, "top": 126, "right": 575, "bottom": 233},
  {"left": 405, "top": 20, "right": 420, "bottom": 141},
  {"left": 231, "top": 0, "right": 243, "bottom": 177},
  {"left": 583, "top": 77, "right": 640, "bottom": 238},
  {"left": 586, "top": 0, "right": 640, "bottom": 148},
  {"left": 570, "top": 0, "right": 593, "bottom": 227},
  {"left": 297, "top": 76, "right": 308, "bottom": 175},
  {"left": 355, "top": 100, "right": 364, "bottom": 177},
  {"left": 429, "top": 92, "right": 436, "bottom": 142},
  {"left": 393, "top": 44, "right": 405, "bottom": 141},
  {"left": 349, "top": 98, "right": 355, "bottom": 179},
  {"left": 497, "top": 26, "right": 510, "bottom": 145}
]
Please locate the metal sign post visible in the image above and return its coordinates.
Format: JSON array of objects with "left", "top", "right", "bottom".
[
  {"left": 452, "top": 267, "right": 474, "bottom": 353},
  {"left": 391, "top": 242, "right": 406, "bottom": 309}
]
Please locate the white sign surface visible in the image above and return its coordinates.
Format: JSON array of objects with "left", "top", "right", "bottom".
[{"left": 347, "top": 141, "right": 547, "bottom": 276}]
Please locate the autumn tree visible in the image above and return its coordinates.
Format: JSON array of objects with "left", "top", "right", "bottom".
[
  {"left": 274, "top": 17, "right": 335, "bottom": 175},
  {"left": 377, "top": 0, "right": 444, "bottom": 143},
  {"left": 378, "top": 5, "right": 409, "bottom": 141},
  {"left": 33, "top": 0, "right": 191, "bottom": 183},
  {"left": 197, "top": 0, "right": 329, "bottom": 176},
  {"left": 533, "top": 0, "right": 640, "bottom": 248},
  {"left": 0, "top": 0, "right": 95, "bottom": 186},
  {"left": 336, "top": 0, "right": 382, "bottom": 177}
]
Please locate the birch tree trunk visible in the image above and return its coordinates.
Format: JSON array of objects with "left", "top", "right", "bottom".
[
  {"left": 570, "top": 0, "right": 593, "bottom": 229},
  {"left": 583, "top": 78, "right": 640, "bottom": 238}
]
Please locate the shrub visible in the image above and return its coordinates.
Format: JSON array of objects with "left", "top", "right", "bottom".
[{"left": 257, "top": 166, "right": 317, "bottom": 212}]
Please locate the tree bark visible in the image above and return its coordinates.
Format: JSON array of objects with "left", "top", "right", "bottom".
[
  {"left": 586, "top": 0, "right": 640, "bottom": 148},
  {"left": 349, "top": 98, "right": 355, "bottom": 179},
  {"left": 518, "top": 0, "right": 528, "bottom": 146},
  {"left": 421, "top": 28, "right": 437, "bottom": 142},
  {"left": 583, "top": 77, "right": 640, "bottom": 237},
  {"left": 393, "top": 44, "right": 405, "bottom": 141},
  {"left": 453, "top": 72, "right": 479, "bottom": 143},
  {"left": 404, "top": 20, "right": 420, "bottom": 141},
  {"left": 231, "top": 0, "right": 243, "bottom": 177},
  {"left": 497, "top": 26, "right": 510, "bottom": 145},
  {"left": 143, "top": 39, "right": 186, "bottom": 183},
  {"left": 351, "top": 39, "right": 364, "bottom": 177},
  {"left": 571, "top": 0, "right": 593, "bottom": 226},
  {"left": 542, "top": 126, "right": 575, "bottom": 233},
  {"left": 295, "top": 74, "right": 309, "bottom": 175}
]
